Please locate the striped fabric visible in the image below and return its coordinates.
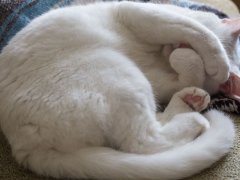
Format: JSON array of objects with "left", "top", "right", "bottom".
[{"left": 0, "top": 0, "right": 74, "bottom": 51}]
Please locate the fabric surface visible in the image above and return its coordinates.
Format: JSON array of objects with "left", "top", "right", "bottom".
[
  {"left": 0, "top": 0, "right": 239, "bottom": 180},
  {"left": 0, "top": 0, "right": 75, "bottom": 51}
]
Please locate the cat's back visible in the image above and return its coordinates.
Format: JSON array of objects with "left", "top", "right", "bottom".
[
  {"left": 0, "top": 3, "right": 123, "bottom": 126},
  {"left": 0, "top": 2, "right": 123, "bottom": 92},
  {"left": 1, "top": 3, "right": 119, "bottom": 57}
]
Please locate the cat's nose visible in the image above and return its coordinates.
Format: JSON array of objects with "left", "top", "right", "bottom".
[{"left": 219, "top": 72, "right": 240, "bottom": 97}]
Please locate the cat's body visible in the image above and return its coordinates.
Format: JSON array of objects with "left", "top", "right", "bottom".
[{"left": 0, "top": 1, "right": 239, "bottom": 179}]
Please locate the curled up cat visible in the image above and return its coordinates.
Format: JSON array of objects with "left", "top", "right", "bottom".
[{"left": 0, "top": 1, "right": 240, "bottom": 179}]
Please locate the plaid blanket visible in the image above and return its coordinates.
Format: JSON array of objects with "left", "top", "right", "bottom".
[
  {"left": 0, "top": 0, "right": 75, "bottom": 51},
  {"left": 0, "top": 0, "right": 239, "bottom": 114}
]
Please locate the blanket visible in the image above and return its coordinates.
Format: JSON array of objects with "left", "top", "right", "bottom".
[{"left": 0, "top": 0, "right": 75, "bottom": 51}]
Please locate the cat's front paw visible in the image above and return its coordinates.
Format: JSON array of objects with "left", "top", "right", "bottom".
[
  {"left": 176, "top": 87, "right": 210, "bottom": 112},
  {"left": 169, "top": 48, "right": 205, "bottom": 86},
  {"left": 210, "top": 62, "right": 230, "bottom": 84},
  {"left": 205, "top": 51, "right": 230, "bottom": 83}
]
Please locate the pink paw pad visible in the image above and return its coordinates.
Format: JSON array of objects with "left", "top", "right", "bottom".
[{"left": 183, "top": 94, "right": 207, "bottom": 111}]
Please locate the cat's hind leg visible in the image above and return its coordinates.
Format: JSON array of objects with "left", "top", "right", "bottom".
[
  {"left": 159, "top": 112, "right": 209, "bottom": 147},
  {"left": 157, "top": 87, "right": 210, "bottom": 147},
  {"left": 117, "top": 85, "right": 210, "bottom": 154}
]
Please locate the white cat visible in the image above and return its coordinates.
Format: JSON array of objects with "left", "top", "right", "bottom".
[{"left": 0, "top": 1, "right": 239, "bottom": 179}]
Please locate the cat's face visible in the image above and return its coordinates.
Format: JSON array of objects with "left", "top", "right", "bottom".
[
  {"left": 217, "top": 18, "right": 240, "bottom": 96},
  {"left": 194, "top": 12, "right": 240, "bottom": 95}
]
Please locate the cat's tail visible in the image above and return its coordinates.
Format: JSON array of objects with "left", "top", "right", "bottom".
[{"left": 23, "top": 110, "right": 234, "bottom": 179}]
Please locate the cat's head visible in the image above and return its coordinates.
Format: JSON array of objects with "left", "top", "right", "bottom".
[
  {"left": 173, "top": 1, "right": 240, "bottom": 98},
  {"left": 216, "top": 18, "right": 240, "bottom": 97},
  {"left": 195, "top": 12, "right": 240, "bottom": 96}
]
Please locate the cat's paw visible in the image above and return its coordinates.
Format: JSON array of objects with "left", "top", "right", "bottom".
[
  {"left": 176, "top": 112, "right": 210, "bottom": 137},
  {"left": 169, "top": 112, "right": 210, "bottom": 145},
  {"left": 204, "top": 50, "right": 230, "bottom": 83},
  {"left": 170, "top": 48, "right": 203, "bottom": 74},
  {"left": 176, "top": 87, "right": 210, "bottom": 112},
  {"left": 169, "top": 48, "right": 205, "bottom": 86}
]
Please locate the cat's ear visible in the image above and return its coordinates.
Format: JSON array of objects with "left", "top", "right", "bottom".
[{"left": 222, "top": 18, "right": 240, "bottom": 37}]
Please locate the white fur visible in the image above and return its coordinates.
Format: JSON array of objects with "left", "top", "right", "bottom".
[{"left": 0, "top": 2, "right": 238, "bottom": 179}]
